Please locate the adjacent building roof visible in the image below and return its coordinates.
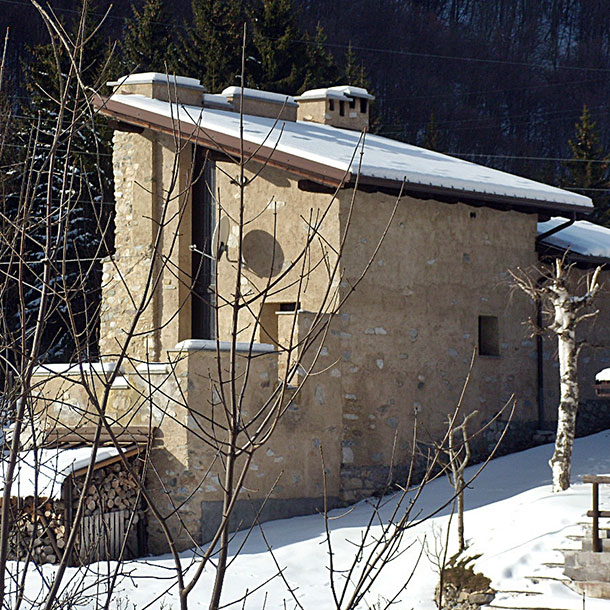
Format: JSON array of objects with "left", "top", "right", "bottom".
[
  {"left": 537, "top": 218, "right": 610, "bottom": 262},
  {"left": 95, "top": 92, "right": 593, "bottom": 215}
]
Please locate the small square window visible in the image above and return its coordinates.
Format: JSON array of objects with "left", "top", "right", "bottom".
[{"left": 478, "top": 315, "right": 499, "bottom": 356}]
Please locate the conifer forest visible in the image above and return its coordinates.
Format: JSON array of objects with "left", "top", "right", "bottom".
[{"left": 2, "top": 0, "right": 610, "bottom": 363}]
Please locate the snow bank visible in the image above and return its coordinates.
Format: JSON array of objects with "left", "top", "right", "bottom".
[
  {"left": 538, "top": 217, "right": 610, "bottom": 259},
  {"left": 0, "top": 446, "right": 120, "bottom": 499},
  {"left": 13, "top": 430, "right": 610, "bottom": 609}
]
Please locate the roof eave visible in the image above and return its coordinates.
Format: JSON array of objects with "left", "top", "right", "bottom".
[
  {"left": 93, "top": 94, "right": 594, "bottom": 217},
  {"left": 94, "top": 94, "right": 349, "bottom": 188},
  {"left": 350, "top": 174, "right": 594, "bottom": 218}
]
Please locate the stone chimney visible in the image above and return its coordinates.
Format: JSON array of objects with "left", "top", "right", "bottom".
[
  {"left": 222, "top": 86, "right": 298, "bottom": 121},
  {"left": 295, "top": 86, "right": 374, "bottom": 131},
  {"left": 107, "top": 72, "right": 205, "bottom": 106}
]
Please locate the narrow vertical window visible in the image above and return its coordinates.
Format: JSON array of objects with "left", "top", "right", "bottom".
[
  {"left": 339, "top": 100, "right": 345, "bottom": 116},
  {"left": 191, "top": 148, "right": 215, "bottom": 339},
  {"left": 478, "top": 315, "right": 499, "bottom": 356},
  {"left": 329, "top": 99, "right": 335, "bottom": 112}
]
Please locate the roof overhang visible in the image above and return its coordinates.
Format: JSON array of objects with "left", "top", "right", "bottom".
[
  {"left": 93, "top": 94, "right": 594, "bottom": 217},
  {"left": 95, "top": 94, "right": 349, "bottom": 187}
]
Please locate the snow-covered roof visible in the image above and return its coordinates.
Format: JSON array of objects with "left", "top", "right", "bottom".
[
  {"left": 221, "top": 86, "right": 297, "bottom": 106},
  {"left": 0, "top": 446, "right": 120, "bottom": 499},
  {"left": 596, "top": 368, "right": 610, "bottom": 382},
  {"left": 296, "top": 85, "right": 375, "bottom": 101},
  {"left": 538, "top": 218, "right": 610, "bottom": 259},
  {"left": 99, "top": 93, "right": 592, "bottom": 210},
  {"left": 107, "top": 72, "right": 204, "bottom": 91},
  {"left": 203, "top": 93, "right": 232, "bottom": 110}
]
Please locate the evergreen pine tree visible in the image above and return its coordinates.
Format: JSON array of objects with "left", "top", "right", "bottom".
[
  {"left": 11, "top": 1, "right": 114, "bottom": 362},
  {"left": 172, "top": 0, "right": 245, "bottom": 91},
  {"left": 342, "top": 42, "right": 369, "bottom": 89},
  {"left": 564, "top": 105, "right": 610, "bottom": 225},
  {"left": 250, "top": 0, "right": 303, "bottom": 94},
  {"left": 299, "top": 23, "right": 337, "bottom": 93},
  {"left": 422, "top": 113, "right": 442, "bottom": 151},
  {"left": 120, "top": 0, "right": 175, "bottom": 74}
]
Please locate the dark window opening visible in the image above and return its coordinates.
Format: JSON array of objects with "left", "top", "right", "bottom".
[
  {"left": 329, "top": 99, "right": 335, "bottom": 111},
  {"left": 478, "top": 315, "right": 499, "bottom": 357},
  {"left": 339, "top": 100, "right": 345, "bottom": 116},
  {"left": 348, "top": 97, "right": 356, "bottom": 109},
  {"left": 191, "top": 147, "right": 215, "bottom": 339},
  {"left": 279, "top": 302, "right": 299, "bottom": 312},
  {"left": 360, "top": 98, "right": 368, "bottom": 113}
]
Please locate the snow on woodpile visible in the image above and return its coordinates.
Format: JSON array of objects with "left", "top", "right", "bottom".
[
  {"left": 0, "top": 446, "right": 119, "bottom": 499},
  {"left": 538, "top": 218, "right": 610, "bottom": 259},
  {"left": 106, "top": 93, "right": 593, "bottom": 209}
]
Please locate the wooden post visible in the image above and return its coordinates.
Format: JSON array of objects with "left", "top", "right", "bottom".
[{"left": 592, "top": 482, "right": 601, "bottom": 552}]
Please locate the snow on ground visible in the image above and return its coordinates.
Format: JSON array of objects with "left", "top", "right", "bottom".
[{"left": 13, "top": 430, "right": 610, "bottom": 609}]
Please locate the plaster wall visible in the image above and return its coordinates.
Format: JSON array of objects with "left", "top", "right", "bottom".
[
  {"left": 334, "top": 192, "right": 540, "bottom": 498},
  {"left": 214, "top": 161, "right": 341, "bottom": 344}
]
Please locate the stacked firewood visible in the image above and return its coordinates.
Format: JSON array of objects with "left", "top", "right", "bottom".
[
  {"left": 7, "top": 461, "right": 141, "bottom": 564},
  {"left": 8, "top": 502, "right": 67, "bottom": 565},
  {"left": 72, "top": 462, "right": 140, "bottom": 517}
]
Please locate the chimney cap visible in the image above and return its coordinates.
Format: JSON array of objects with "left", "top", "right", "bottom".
[
  {"left": 222, "top": 86, "right": 298, "bottom": 107},
  {"left": 295, "top": 85, "right": 374, "bottom": 102},
  {"left": 107, "top": 72, "right": 205, "bottom": 91}
]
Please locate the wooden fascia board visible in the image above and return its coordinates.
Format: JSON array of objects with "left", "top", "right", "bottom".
[
  {"left": 350, "top": 174, "right": 594, "bottom": 217},
  {"left": 94, "top": 95, "right": 351, "bottom": 188}
]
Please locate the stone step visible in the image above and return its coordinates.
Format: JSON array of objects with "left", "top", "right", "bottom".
[
  {"left": 564, "top": 550, "right": 610, "bottom": 582},
  {"left": 582, "top": 537, "right": 610, "bottom": 552},
  {"left": 571, "top": 580, "right": 610, "bottom": 599}
]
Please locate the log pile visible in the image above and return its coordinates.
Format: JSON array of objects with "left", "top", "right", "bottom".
[
  {"left": 7, "top": 459, "right": 141, "bottom": 564},
  {"left": 73, "top": 462, "right": 140, "bottom": 517},
  {"left": 8, "top": 501, "right": 66, "bottom": 565}
]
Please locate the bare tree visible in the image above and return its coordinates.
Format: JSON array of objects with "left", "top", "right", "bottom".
[
  {"left": 511, "top": 256, "right": 602, "bottom": 492},
  {"left": 0, "top": 6, "right": 521, "bottom": 610}
]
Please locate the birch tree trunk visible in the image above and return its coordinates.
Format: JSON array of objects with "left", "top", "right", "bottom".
[
  {"left": 550, "top": 288, "right": 578, "bottom": 492},
  {"left": 511, "top": 259, "right": 601, "bottom": 494}
]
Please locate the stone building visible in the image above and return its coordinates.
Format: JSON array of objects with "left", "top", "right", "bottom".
[{"left": 32, "top": 73, "right": 610, "bottom": 553}]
